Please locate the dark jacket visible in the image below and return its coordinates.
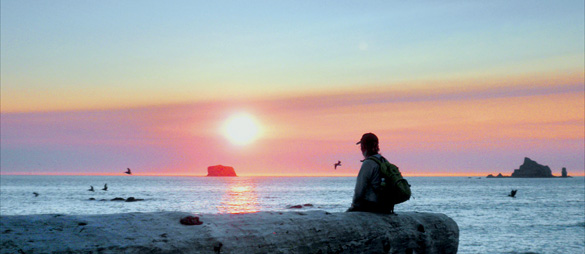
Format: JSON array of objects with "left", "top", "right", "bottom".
[{"left": 349, "top": 154, "right": 383, "bottom": 211}]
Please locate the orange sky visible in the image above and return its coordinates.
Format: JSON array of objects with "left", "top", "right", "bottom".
[{"left": 2, "top": 72, "right": 583, "bottom": 176}]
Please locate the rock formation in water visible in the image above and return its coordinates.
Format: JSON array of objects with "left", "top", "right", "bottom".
[
  {"left": 125, "top": 197, "right": 144, "bottom": 202},
  {"left": 511, "top": 157, "right": 553, "bottom": 177},
  {"left": 207, "top": 165, "right": 237, "bottom": 177},
  {"left": 486, "top": 173, "right": 507, "bottom": 178},
  {"left": 0, "top": 211, "right": 459, "bottom": 253},
  {"left": 486, "top": 157, "right": 565, "bottom": 178}
]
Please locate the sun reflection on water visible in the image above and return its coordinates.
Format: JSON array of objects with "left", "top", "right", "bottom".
[{"left": 217, "top": 178, "right": 259, "bottom": 214}]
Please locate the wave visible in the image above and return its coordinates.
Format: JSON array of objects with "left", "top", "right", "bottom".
[
  {"left": 551, "top": 221, "right": 585, "bottom": 228},
  {"left": 547, "top": 222, "right": 585, "bottom": 228}
]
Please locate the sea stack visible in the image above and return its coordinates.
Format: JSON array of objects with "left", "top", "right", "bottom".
[
  {"left": 511, "top": 157, "right": 553, "bottom": 178},
  {"left": 562, "top": 167, "right": 568, "bottom": 177},
  {"left": 207, "top": 165, "right": 237, "bottom": 177}
]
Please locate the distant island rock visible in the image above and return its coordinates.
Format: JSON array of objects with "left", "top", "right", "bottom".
[
  {"left": 486, "top": 173, "right": 506, "bottom": 178},
  {"left": 207, "top": 165, "right": 237, "bottom": 177},
  {"left": 511, "top": 157, "right": 553, "bottom": 177},
  {"left": 488, "top": 157, "right": 568, "bottom": 178}
]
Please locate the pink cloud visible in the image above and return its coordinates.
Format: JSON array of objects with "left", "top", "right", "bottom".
[{"left": 2, "top": 80, "right": 583, "bottom": 176}]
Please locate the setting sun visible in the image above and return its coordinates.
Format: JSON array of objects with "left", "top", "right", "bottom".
[{"left": 222, "top": 113, "right": 261, "bottom": 146}]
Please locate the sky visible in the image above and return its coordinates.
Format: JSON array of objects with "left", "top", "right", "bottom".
[{"left": 1, "top": 1, "right": 584, "bottom": 176}]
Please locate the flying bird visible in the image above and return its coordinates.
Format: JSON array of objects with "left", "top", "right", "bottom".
[
  {"left": 508, "top": 189, "right": 517, "bottom": 198},
  {"left": 102, "top": 184, "right": 108, "bottom": 191},
  {"left": 125, "top": 168, "right": 132, "bottom": 175},
  {"left": 334, "top": 160, "right": 342, "bottom": 169},
  {"left": 33, "top": 192, "right": 39, "bottom": 197},
  {"left": 88, "top": 186, "right": 94, "bottom": 192}
]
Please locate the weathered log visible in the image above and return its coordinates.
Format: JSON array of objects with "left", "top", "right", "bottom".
[{"left": 0, "top": 210, "right": 458, "bottom": 254}]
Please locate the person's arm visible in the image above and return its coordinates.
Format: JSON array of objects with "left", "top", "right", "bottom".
[
  {"left": 352, "top": 160, "right": 376, "bottom": 204},
  {"left": 370, "top": 165, "right": 381, "bottom": 192}
]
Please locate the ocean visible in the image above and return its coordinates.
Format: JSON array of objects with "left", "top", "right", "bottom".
[{"left": 1, "top": 175, "right": 583, "bottom": 254}]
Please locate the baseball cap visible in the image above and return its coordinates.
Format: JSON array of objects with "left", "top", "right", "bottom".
[{"left": 356, "top": 132, "right": 378, "bottom": 145}]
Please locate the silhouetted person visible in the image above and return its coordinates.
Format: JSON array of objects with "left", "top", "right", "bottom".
[
  {"left": 33, "top": 192, "right": 39, "bottom": 197},
  {"left": 102, "top": 184, "right": 108, "bottom": 191},
  {"left": 334, "top": 160, "right": 342, "bottom": 169},
  {"left": 508, "top": 189, "right": 517, "bottom": 198},
  {"left": 347, "top": 133, "right": 392, "bottom": 213},
  {"left": 88, "top": 186, "right": 95, "bottom": 192},
  {"left": 125, "top": 168, "right": 132, "bottom": 175}
]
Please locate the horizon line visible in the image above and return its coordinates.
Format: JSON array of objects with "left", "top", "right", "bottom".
[{"left": 1, "top": 172, "right": 583, "bottom": 177}]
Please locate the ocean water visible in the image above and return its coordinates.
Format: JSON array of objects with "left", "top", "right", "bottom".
[{"left": 1, "top": 175, "right": 583, "bottom": 253}]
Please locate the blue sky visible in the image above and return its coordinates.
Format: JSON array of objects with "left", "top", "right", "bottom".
[{"left": 2, "top": 1, "right": 583, "bottom": 112}]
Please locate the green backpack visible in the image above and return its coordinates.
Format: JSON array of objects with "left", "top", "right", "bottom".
[{"left": 366, "top": 156, "right": 411, "bottom": 204}]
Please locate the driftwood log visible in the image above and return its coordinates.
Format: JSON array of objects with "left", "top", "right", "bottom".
[{"left": 1, "top": 210, "right": 458, "bottom": 254}]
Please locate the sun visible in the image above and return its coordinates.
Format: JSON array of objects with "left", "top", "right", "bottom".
[{"left": 222, "top": 113, "right": 261, "bottom": 146}]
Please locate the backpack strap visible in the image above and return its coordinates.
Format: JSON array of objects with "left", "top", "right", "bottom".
[
  {"left": 365, "top": 155, "right": 384, "bottom": 165},
  {"left": 366, "top": 156, "right": 401, "bottom": 184},
  {"left": 365, "top": 156, "right": 388, "bottom": 177},
  {"left": 366, "top": 156, "right": 392, "bottom": 171}
]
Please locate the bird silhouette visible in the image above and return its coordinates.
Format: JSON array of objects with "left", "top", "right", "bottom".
[
  {"left": 102, "top": 184, "right": 108, "bottom": 191},
  {"left": 88, "top": 186, "right": 94, "bottom": 192},
  {"left": 125, "top": 168, "right": 132, "bottom": 175},
  {"left": 334, "top": 160, "right": 342, "bottom": 169},
  {"left": 508, "top": 189, "right": 517, "bottom": 198},
  {"left": 214, "top": 243, "right": 223, "bottom": 254},
  {"left": 33, "top": 192, "right": 39, "bottom": 197}
]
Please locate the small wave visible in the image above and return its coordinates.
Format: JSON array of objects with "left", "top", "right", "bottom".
[
  {"left": 504, "top": 252, "right": 541, "bottom": 254},
  {"left": 551, "top": 222, "right": 585, "bottom": 228},
  {"left": 545, "top": 222, "right": 585, "bottom": 228},
  {"left": 566, "top": 200, "right": 585, "bottom": 203}
]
